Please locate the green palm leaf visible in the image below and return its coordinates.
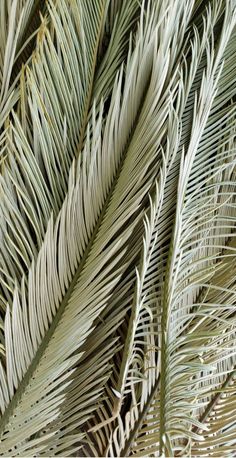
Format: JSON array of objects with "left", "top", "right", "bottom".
[
  {"left": 0, "top": 0, "right": 140, "bottom": 312},
  {"left": 0, "top": 0, "right": 236, "bottom": 456},
  {"left": 0, "top": 0, "right": 45, "bottom": 133},
  {"left": 0, "top": 7, "right": 162, "bottom": 451}
]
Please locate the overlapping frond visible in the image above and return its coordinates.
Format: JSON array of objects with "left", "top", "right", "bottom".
[
  {"left": 0, "top": 0, "right": 143, "bottom": 313},
  {"left": 85, "top": 2, "right": 213, "bottom": 455},
  {"left": 0, "top": 0, "right": 107, "bottom": 308},
  {"left": 157, "top": 4, "right": 236, "bottom": 455},
  {"left": 0, "top": 0, "right": 236, "bottom": 456},
  {"left": 0, "top": 0, "right": 44, "bottom": 133},
  {"left": 81, "top": 2, "right": 236, "bottom": 457},
  {"left": 0, "top": 8, "right": 163, "bottom": 451}
]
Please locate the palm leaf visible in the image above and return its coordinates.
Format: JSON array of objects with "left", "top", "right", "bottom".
[
  {"left": 86, "top": 2, "right": 236, "bottom": 457},
  {"left": 0, "top": 0, "right": 44, "bottom": 133},
  {"left": 0, "top": 7, "right": 163, "bottom": 451},
  {"left": 0, "top": 0, "right": 140, "bottom": 312},
  {"left": 0, "top": 0, "right": 236, "bottom": 456}
]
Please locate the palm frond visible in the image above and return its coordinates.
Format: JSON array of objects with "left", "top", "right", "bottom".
[
  {"left": 85, "top": 2, "right": 236, "bottom": 456},
  {"left": 0, "top": 0, "right": 142, "bottom": 313},
  {"left": 0, "top": 0, "right": 107, "bottom": 310},
  {"left": 0, "top": 0, "right": 44, "bottom": 132},
  {"left": 158, "top": 5, "right": 236, "bottom": 455},
  {"left": 0, "top": 7, "right": 163, "bottom": 450},
  {"left": 0, "top": 1, "right": 236, "bottom": 456}
]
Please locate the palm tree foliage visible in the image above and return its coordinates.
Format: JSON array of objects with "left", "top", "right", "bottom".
[{"left": 0, "top": 0, "right": 235, "bottom": 455}]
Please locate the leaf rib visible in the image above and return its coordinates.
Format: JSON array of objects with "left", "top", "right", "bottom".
[
  {"left": 75, "top": 0, "right": 107, "bottom": 157},
  {"left": 192, "top": 367, "right": 236, "bottom": 434}
]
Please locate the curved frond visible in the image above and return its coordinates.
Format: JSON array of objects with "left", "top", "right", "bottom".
[
  {"left": 0, "top": 0, "right": 45, "bottom": 132},
  {"left": 0, "top": 0, "right": 107, "bottom": 310},
  {"left": 0, "top": 1, "right": 236, "bottom": 456},
  {"left": 0, "top": 0, "right": 143, "bottom": 313},
  {"left": 0, "top": 11, "right": 162, "bottom": 451}
]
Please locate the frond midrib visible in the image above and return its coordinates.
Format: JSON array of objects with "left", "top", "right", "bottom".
[
  {"left": 75, "top": 0, "right": 107, "bottom": 158},
  {"left": 192, "top": 367, "right": 236, "bottom": 435}
]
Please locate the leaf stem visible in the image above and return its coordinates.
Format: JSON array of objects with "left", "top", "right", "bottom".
[
  {"left": 193, "top": 367, "right": 236, "bottom": 434},
  {"left": 76, "top": 1, "right": 108, "bottom": 158}
]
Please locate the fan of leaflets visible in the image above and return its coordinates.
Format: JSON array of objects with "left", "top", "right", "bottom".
[{"left": 0, "top": 0, "right": 235, "bottom": 456}]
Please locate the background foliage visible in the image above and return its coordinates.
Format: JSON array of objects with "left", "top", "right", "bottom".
[{"left": 0, "top": 0, "right": 235, "bottom": 456}]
